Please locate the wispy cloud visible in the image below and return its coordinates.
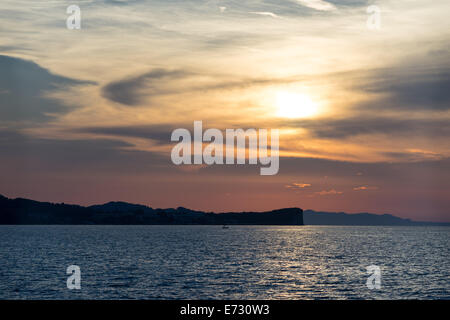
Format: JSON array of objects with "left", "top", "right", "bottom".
[
  {"left": 101, "top": 69, "right": 190, "bottom": 106},
  {"left": 74, "top": 125, "right": 176, "bottom": 146},
  {"left": 314, "top": 189, "right": 343, "bottom": 196},
  {"left": 353, "top": 186, "right": 378, "bottom": 191},
  {"left": 101, "top": 68, "right": 300, "bottom": 106},
  {"left": 382, "top": 149, "right": 445, "bottom": 162},
  {"left": 294, "top": 0, "right": 336, "bottom": 11},
  {"left": 355, "top": 67, "right": 450, "bottom": 112},
  {"left": 294, "top": 117, "right": 450, "bottom": 140},
  {"left": 285, "top": 182, "right": 312, "bottom": 189},
  {"left": 249, "top": 12, "right": 280, "bottom": 18}
]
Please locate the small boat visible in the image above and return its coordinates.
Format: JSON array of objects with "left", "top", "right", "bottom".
[{"left": 222, "top": 225, "right": 229, "bottom": 229}]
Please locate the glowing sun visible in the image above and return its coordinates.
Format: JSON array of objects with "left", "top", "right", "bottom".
[{"left": 276, "top": 91, "right": 318, "bottom": 118}]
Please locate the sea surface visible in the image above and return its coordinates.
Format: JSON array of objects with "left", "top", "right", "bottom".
[{"left": 0, "top": 225, "right": 448, "bottom": 299}]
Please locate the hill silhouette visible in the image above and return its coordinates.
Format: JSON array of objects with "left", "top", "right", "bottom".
[
  {"left": 0, "top": 194, "right": 447, "bottom": 226},
  {"left": 0, "top": 194, "right": 302, "bottom": 225}
]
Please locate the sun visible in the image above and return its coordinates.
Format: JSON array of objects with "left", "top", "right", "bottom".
[{"left": 276, "top": 91, "right": 319, "bottom": 118}]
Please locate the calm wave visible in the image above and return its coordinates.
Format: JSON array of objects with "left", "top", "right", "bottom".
[{"left": 0, "top": 225, "right": 448, "bottom": 299}]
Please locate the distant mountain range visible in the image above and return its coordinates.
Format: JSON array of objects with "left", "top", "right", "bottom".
[
  {"left": 0, "top": 194, "right": 447, "bottom": 226},
  {"left": 303, "top": 210, "right": 448, "bottom": 226}
]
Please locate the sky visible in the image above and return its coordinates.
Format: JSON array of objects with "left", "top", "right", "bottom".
[{"left": 0, "top": 0, "right": 449, "bottom": 221}]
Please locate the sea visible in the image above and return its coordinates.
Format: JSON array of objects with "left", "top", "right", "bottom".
[{"left": 0, "top": 225, "right": 448, "bottom": 299}]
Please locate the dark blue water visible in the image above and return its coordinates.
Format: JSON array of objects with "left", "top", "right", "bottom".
[{"left": 0, "top": 225, "right": 448, "bottom": 299}]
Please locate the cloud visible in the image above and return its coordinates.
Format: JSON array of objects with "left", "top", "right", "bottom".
[
  {"left": 0, "top": 55, "right": 95, "bottom": 123},
  {"left": 278, "top": 156, "right": 450, "bottom": 180},
  {"left": 0, "top": 129, "right": 169, "bottom": 174},
  {"left": 353, "top": 186, "right": 378, "bottom": 191},
  {"left": 249, "top": 12, "right": 280, "bottom": 18},
  {"left": 357, "top": 67, "right": 450, "bottom": 111},
  {"left": 74, "top": 125, "right": 176, "bottom": 145},
  {"left": 101, "top": 69, "right": 190, "bottom": 106},
  {"left": 294, "top": 0, "right": 336, "bottom": 11},
  {"left": 314, "top": 189, "right": 343, "bottom": 196},
  {"left": 381, "top": 149, "right": 444, "bottom": 162},
  {"left": 102, "top": 0, "right": 139, "bottom": 5},
  {"left": 285, "top": 182, "right": 311, "bottom": 189},
  {"left": 101, "top": 68, "right": 298, "bottom": 106},
  {"left": 296, "top": 117, "right": 450, "bottom": 140},
  {"left": 0, "top": 45, "right": 31, "bottom": 53}
]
